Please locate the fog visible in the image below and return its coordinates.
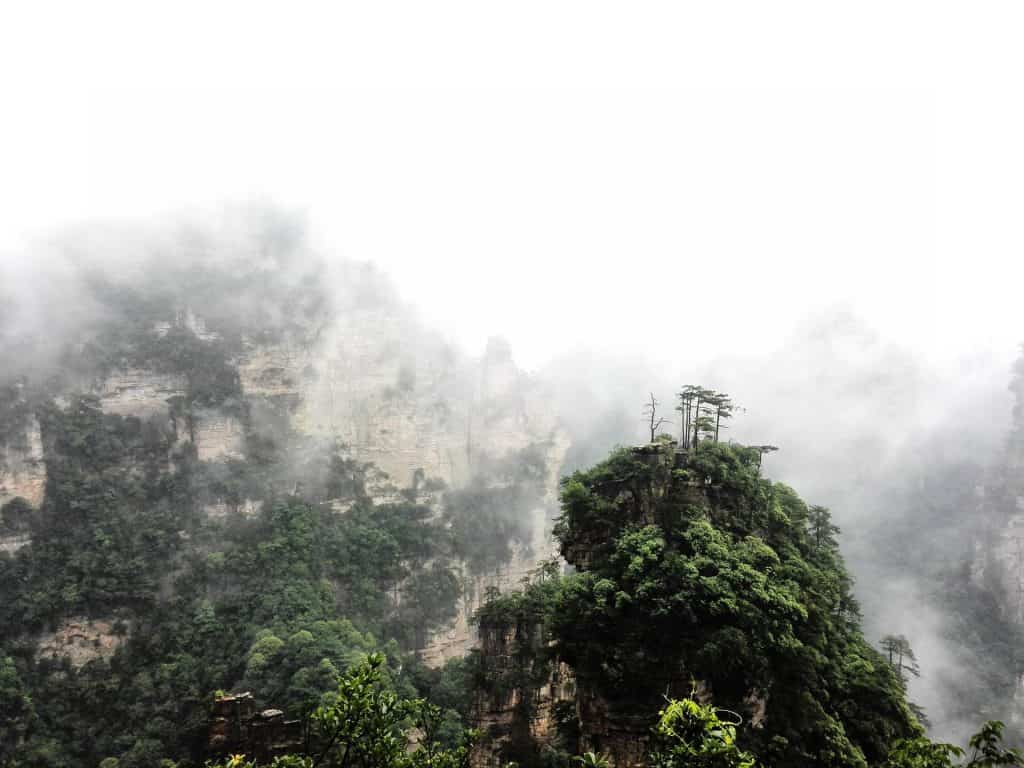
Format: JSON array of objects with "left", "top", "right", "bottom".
[
  {"left": 3, "top": 1, "right": 1024, "bottom": 750},
  {"left": 1, "top": 203, "right": 1019, "bottom": 744}
]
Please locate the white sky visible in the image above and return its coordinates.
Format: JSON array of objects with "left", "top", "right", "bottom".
[{"left": 2, "top": 2, "right": 1023, "bottom": 371}]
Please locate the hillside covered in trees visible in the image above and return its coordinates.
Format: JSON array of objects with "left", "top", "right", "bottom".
[
  {"left": 1, "top": 217, "right": 1022, "bottom": 768},
  {"left": 472, "top": 435, "right": 930, "bottom": 768},
  {"left": 0, "top": 222, "right": 564, "bottom": 766}
]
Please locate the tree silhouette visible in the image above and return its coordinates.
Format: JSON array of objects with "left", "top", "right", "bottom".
[
  {"left": 751, "top": 445, "right": 778, "bottom": 471},
  {"left": 676, "top": 386, "right": 737, "bottom": 447},
  {"left": 643, "top": 393, "right": 670, "bottom": 442},
  {"left": 880, "top": 634, "right": 921, "bottom": 683}
]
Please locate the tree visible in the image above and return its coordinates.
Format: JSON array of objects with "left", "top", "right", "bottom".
[
  {"left": 649, "top": 697, "right": 757, "bottom": 768},
  {"left": 677, "top": 387, "right": 737, "bottom": 447},
  {"left": 750, "top": 445, "right": 778, "bottom": 471},
  {"left": 0, "top": 656, "right": 35, "bottom": 762},
  {"left": 676, "top": 385, "right": 714, "bottom": 449},
  {"left": 708, "top": 393, "right": 738, "bottom": 443},
  {"left": 882, "top": 736, "right": 964, "bottom": 768},
  {"left": 883, "top": 721, "right": 1024, "bottom": 767},
  {"left": 676, "top": 386, "right": 698, "bottom": 447},
  {"left": 880, "top": 634, "right": 921, "bottom": 683},
  {"left": 965, "top": 720, "right": 1024, "bottom": 767},
  {"left": 808, "top": 505, "right": 841, "bottom": 551},
  {"left": 212, "top": 654, "right": 475, "bottom": 768},
  {"left": 643, "top": 393, "right": 671, "bottom": 443}
]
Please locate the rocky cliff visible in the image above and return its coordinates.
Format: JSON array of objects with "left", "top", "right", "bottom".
[
  {"left": 470, "top": 443, "right": 693, "bottom": 768},
  {"left": 0, "top": 255, "right": 569, "bottom": 667},
  {"left": 470, "top": 437, "right": 910, "bottom": 768}
]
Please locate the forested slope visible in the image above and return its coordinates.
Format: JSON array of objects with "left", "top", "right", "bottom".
[
  {"left": 472, "top": 438, "right": 923, "bottom": 768},
  {"left": 0, "top": 223, "right": 564, "bottom": 766}
]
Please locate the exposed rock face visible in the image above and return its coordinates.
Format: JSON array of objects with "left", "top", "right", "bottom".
[
  {"left": 421, "top": 546, "right": 539, "bottom": 669},
  {"left": 98, "top": 369, "right": 186, "bottom": 418},
  {"left": 208, "top": 692, "right": 303, "bottom": 763},
  {"left": 0, "top": 532, "right": 31, "bottom": 553},
  {"left": 968, "top": 359, "right": 1024, "bottom": 729},
  {"left": 962, "top": 356, "right": 1024, "bottom": 630},
  {"left": 421, "top": 428, "right": 571, "bottom": 667},
  {"left": 204, "top": 498, "right": 264, "bottom": 519},
  {"left": 471, "top": 622, "right": 576, "bottom": 768},
  {"left": 232, "top": 313, "right": 571, "bottom": 665},
  {"left": 293, "top": 319, "right": 564, "bottom": 490},
  {"left": 470, "top": 442, "right": 747, "bottom": 768},
  {"left": 574, "top": 689, "right": 653, "bottom": 768},
  {"left": 4, "top": 294, "right": 570, "bottom": 669},
  {"left": 35, "top": 617, "right": 128, "bottom": 667},
  {"left": 238, "top": 341, "right": 308, "bottom": 403},
  {"left": 193, "top": 410, "right": 245, "bottom": 461},
  {"left": 0, "top": 415, "right": 46, "bottom": 509}
]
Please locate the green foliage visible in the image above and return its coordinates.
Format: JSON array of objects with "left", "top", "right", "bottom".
[
  {"left": 883, "top": 721, "right": 1023, "bottom": 768},
  {"left": 207, "top": 654, "right": 475, "bottom": 768},
  {"left": 880, "top": 635, "right": 921, "bottom": 684},
  {"left": 965, "top": 722, "right": 1024, "bottom": 767},
  {"left": 0, "top": 367, "right": 544, "bottom": 766},
  {"left": 0, "top": 655, "right": 36, "bottom": 763},
  {"left": 573, "top": 751, "right": 611, "bottom": 768},
  {"left": 444, "top": 445, "right": 549, "bottom": 576},
  {"left": 0, "top": 379, "right": 34, "bottom": 456},
  {"left": 1, "top": 495, "right": 33, "bottom": 532},
  {"left": 650, "top": 697, "right": 757, "bottom": 768},
  {"left": 0, "top": 247, "right": 540, "bottom": 766},
  {"left": 476, "top": 439, "right": 924, "bottom": 768},
  {"left": 0, "top": 394, "right": 191, "bottom": 624}
]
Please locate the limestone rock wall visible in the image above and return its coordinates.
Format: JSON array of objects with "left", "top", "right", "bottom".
[
  {"left": 232, "top": 309, "right": 572, "bottom": 667},
  {"left": 5, "top": 296, "right": 572, "bottom": 676},
  {"left": 471, "top": 622, "right": 576, "bottom": 768},
  {"left": 0, "top": 415, "right": 46, "bottom": 509},
  {"left": 98, "top": 369, "right": 186, "bottom": 418},
  {"left": 0, "top": 532, "right": 31, "bottom": 553},
  {"left": 421, "top": 428, "right": 571, "bottom": 667},
  {"left": 193, "top": 410, "right": 245, "bottom": 461},
  {"left": 420, "top": 546, "right": 537, "bottom": 669},
  {"left": 471, "top": 443, "right": 727, "bottom": 768},
  {"left": 36, "top": 617, "right": 128, "bottom": 667},
  {"left": 288, "top": 312, "right": 566, "bottom": 490},
  {"left": 969, "top": 363, "right": 1024, "bottom": 622},
  {"left": 204, "top": 499, "right": 264, "bottom": 520}
]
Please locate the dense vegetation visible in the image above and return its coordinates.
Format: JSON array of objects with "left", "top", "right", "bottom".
[
  {"left": 472, "top": 437, "right": 966, "bottom": 768},
  {"left": 3, "top": 231, "right": 1023, "bottom": 768},
  {"left": 0, "top": 254, "right": 548, "bottom": 767},
  {"left": 0, "top": 382, "right": 472, "bottom": 766}
]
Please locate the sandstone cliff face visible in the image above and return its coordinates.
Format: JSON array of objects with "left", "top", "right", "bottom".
[
  {"left": 950, "top": 355, "right": 1024, "bottom": 730},
  {"left": 471, "top": 612, "right": 655, "bottom": 768},
  {"left": 0, "top": 415, "right": 46, "bottom": 511},
  {"left": 3, "top": 291, "right": 570, "bottom": 667},
  {"left": 963, "top": 354, "right": 1024, "bottom": 623},
  {"left": 35, "top": 617, "right": 128, "bottom": 668},
  {"left": 232, "top": 308, "right": 570, "bottom": 665},
  {"left": 471, "top": 621, "right": 575, "bottom": 768},
  {"left": 421, "top": 423, "right": 571, "bottom": 667},
  {"left": 98, "top": 369, "right": 186, "bottom": 419},
  {"left": 0, "top": 414, "right": 46, "bottom": 553},
  {"left": 470, "top": 442, "right": 755, "bottom": 768},
  {"left": 289, "top": 314, "right": 564, "bottom": 490}
]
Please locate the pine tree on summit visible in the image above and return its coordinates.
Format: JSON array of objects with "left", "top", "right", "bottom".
[{"left": 676, "top": 386, "right": 737, "bottom": 447}]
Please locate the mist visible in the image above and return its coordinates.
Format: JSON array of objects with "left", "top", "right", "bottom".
[
  {"left": 2, "top": 205, "right": 1021, "bottom": 747},
  {"left": 4, "top": 7, "right": 1024, "bottom": 762},
  {"left": 543, "top": 308, "right": 1019, "bottom": 742}
]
